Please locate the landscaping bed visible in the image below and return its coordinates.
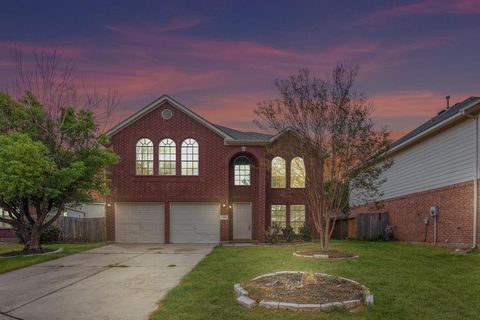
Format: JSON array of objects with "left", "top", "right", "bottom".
[{"left": 243, "top": 272, "right": 365, "bottom": 305}]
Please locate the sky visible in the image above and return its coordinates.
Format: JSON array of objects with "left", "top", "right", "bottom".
[{"left": 1, "top": 0, "right": 479, "bottom": 139}]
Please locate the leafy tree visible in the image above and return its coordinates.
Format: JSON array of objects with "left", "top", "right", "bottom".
[
  {"left": 0, "top": 92, "right": 118, "bottom": 253},
  {"left": 255, "top": 64, "right": 391, "bottom": 252}
]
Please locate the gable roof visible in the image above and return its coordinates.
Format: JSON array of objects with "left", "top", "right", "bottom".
[
  {"left": 106, "top": 95, "right": 274, "bottom": 144},
  {"left": 106, "top": 95, "right": 233, "bottom": 139},
  {"left": 390, "top": 96, "right": 480, "bottom": 153}
]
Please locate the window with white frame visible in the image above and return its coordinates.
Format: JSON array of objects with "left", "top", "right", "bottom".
[
  {"left": 290, "top": 205, "right": 305, "bottom": 233},
  {"left": 136, "top": 138, "right": 154, "bottom": 175},
  {"left": 290, "top": 157, "right": 306, "bottom": 188},
  {"left": 181, "top": 138, "right": 199, "bottom": 176},
  {"left": 0, "top": 209, "right": 12, "bottom": 229},
  {"left": 234, "top": 156, "right": 251, "bottom": 186},
  {"left": 271, "top": 157, "right": 286, "bottom": 188},
  {"left": 159, "top": 138, "right": 176, "bottom": 175},
  {"left": 271, "top": 205, "right": 286, "bottom": 228}
]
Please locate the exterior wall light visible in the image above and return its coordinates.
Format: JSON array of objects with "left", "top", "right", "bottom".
[
  {"left": 228, "top": 205, "right": 232, "bottom": 209},
  {"left": 222, "top": 204, "right": 226, "bottom": 207}
]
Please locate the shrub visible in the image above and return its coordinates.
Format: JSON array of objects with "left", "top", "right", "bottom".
[
  {"left": 14, "top": 223, "right": 62, "bottom": 244},
  {"left": 299, "top": 223, "right": 312, "bottom": 242},
  {"left": 265, "top": 222, "right": 282, "bottom": 244},
  {"left": 282, "top": 225, "right": 295, "bottom": 243}
]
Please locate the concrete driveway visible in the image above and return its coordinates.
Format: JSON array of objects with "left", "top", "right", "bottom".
[{"left": 0, "top": 243, "right": 215, "bottom": 320}]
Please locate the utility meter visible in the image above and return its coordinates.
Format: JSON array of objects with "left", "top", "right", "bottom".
[
  {"left": 430, "top": 206, "right": 438, "bottom": 217},
  {"left": 423, "top": 217, "right": 429, "bottom": 225}
]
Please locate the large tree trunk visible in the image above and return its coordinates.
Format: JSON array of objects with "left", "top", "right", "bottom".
[{"left": 23, "top": 223, "right": 42, "bottom": 253}]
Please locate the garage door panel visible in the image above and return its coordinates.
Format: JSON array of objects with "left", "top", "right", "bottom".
[
  {"left": 170, "top": 203, "right": 220, "bottom": 243},
  {"left": 115, "top": 203, "right": 165, "bottom": 243}
]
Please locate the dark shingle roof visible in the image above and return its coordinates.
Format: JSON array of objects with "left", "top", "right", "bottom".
[
  {"left": 214, "top": 124, "right": 272, "bottom": 142},
  {"left": 391, "top": 96, "right": 480, "bottom": 149}
]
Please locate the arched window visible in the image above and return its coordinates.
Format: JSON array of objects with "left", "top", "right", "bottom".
[
  {"left": 271, "top": 157, "right": 286, "bottom": 188},
  {"left": 234, "top": 156, "right": 251, "bottom": 186},
  {"left": 159, "top": 138, "right": 176, "bottom": 175},
  {"left": 136, "top": 138, "right": 154, "bottom": 175},
  {"left": 181, "top": 138, "right": 199, "bottom": 176},
  {"left": 291, "top": 157, "right": 306, "bottom": 188}
]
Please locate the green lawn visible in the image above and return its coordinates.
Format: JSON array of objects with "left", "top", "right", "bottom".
[
  {"left": 0, "top": 242, "right": 104, "bottom": 274},
  {"left": 152, "top": 241, "right": 480, "bottom": 320}
]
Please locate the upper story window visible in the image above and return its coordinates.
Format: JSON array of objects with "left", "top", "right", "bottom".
[
  {"left": 234, "top": 156, "right": 251, "bottom": 186},
  {"left": 271, "top": 156, "right": 286, "bottom": 188},
  {"left": 136, "top": 138, "right": 154, "bottom": 175},
  {"left": 290, "top": 157, "right": 306, "bottom": 188},
  {"left": 159, "top": 138, "right": 176, "bottom": 175},
  {"left": 181, "top": 138, "right": 199, "bottom": 176}
]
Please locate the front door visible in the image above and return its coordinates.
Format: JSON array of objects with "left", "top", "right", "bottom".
[{"left": 233, "top": 202, "right": 252, "bottom": 240}]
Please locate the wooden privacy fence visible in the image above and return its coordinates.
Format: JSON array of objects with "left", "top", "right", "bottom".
[
  {"left": 332, "top": 212, "right": 390, "bottom": 241},
  {"left": 57, "top": 217, "right": 106, "bottom": 243}
]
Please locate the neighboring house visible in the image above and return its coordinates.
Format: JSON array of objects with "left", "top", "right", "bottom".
[
  {"left": 105, "top": 95, "right": 308, "bottom": 243},
  {"left": 350, "top": 96, "right": 480, "bottom": 247},
  {"left": 62, "top": 203, "right": 106, "bottom": 219},
  {"left": 0, "top": 209, "right": 14, "bottom": 239}
]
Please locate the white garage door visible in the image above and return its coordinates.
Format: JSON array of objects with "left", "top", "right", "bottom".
[
  {"left": 115, "top": 203, "right": 165, "bottom": 243},
  {"left": 170, "top": 203, "right": 220, "bottom": 243}
]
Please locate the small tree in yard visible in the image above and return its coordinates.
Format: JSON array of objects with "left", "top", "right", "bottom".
[
  {"left": 0, "top": 93, "right": 118, "bottom": 253},
  {"left": 0, "top": 49, "right": 119, "bottom": 253},
  {"left": 255, "top": 64, "right": 391, "bottom": 252}
]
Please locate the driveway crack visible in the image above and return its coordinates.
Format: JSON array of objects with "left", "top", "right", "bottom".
[
  {"left": 0, "top": 311, "right": 23, "bottom": 320},
  {"left": 5, "top": 253, "right": 142, "bottom": 315}
]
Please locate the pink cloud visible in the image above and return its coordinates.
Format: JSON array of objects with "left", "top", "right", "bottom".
[
  {"left": 356, "top": 0, "right": 480, "bottom": 25},
  {"left": 105, "top": 16, "right": 209, "bottom": 34},
  {"left": 0, "top": 41, "right": 85, "bottom": 60}
]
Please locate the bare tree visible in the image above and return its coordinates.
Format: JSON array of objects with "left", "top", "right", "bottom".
[
  {"left": 11, "top": 47, "right": 121, "bottom": 132},
  {"left": 255, "top": 64, "right": 391, "bottom": 252}
]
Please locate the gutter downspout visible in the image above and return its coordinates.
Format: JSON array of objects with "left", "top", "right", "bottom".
[
  {"left": 463, "top": 111, "right": 478, "bottom": 248},
  {"left": 474, "top": 116, "right": 478, "bottom": 248}
]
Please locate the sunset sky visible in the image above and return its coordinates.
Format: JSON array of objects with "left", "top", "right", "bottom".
[{"left": 1, "top": 0, "right": 479, "bottom": 139}]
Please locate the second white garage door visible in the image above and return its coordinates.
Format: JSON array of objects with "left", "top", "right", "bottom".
[{"left": 170, "top": 203, "right": 220, "bottom": 243}]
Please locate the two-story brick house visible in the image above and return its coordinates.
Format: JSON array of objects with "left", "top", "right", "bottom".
[{"left": 105, "top": 95, "right": 309, "bottom": 243}]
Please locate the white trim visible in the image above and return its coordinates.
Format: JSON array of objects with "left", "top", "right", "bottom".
[{"left": 106, "top": 95, "right": 233, "bottom": 139}]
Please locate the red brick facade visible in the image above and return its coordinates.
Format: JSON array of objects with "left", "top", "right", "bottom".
[
  {"left": 106, "top": 99, "right": 308, "bottom": 243},
  {"left": 351, "top": 180, "right": 480, "bottom": 246}
]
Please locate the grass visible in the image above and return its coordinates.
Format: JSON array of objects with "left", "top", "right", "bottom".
[
  {"left": 0, "top": 241, "right": 104, "bottom": 274},
  {"left": 151, "top": 241, "right": 480, "bottom": 320}
]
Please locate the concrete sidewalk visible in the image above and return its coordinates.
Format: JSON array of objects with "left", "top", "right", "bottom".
[{"left": 0, "top": 243, "right": 214, "bottom": 320}]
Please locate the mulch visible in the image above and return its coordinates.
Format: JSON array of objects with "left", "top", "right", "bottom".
[{"left": 243, "top": 272, "right": 364, "bottom": 305}]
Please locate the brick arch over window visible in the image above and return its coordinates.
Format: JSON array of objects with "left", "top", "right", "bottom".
[
  {"left": 233, "top": 156, "right": 251, "bottom": 186},
  {"left": 271, "top": 156, "right": 286, "bottom": 188},
  {"left": 181, "top": 138, "right": 199, "bottom": 176},
  {"left": 290, "top": 157, "right": 305, "bottom": 188},
  {"left": 136, "top": 138, "right": 154, "bottom": 175}
]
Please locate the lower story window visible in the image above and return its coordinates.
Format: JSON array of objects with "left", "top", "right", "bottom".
[
  {"left": 290, "top": 205, "right": 305, "bottom": 233},
  {"left": 0, "top": 209, "right": 12, "bottom": 229},
  {"left": 271, "top": 205, "right": 286, "bottom": 228}
]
